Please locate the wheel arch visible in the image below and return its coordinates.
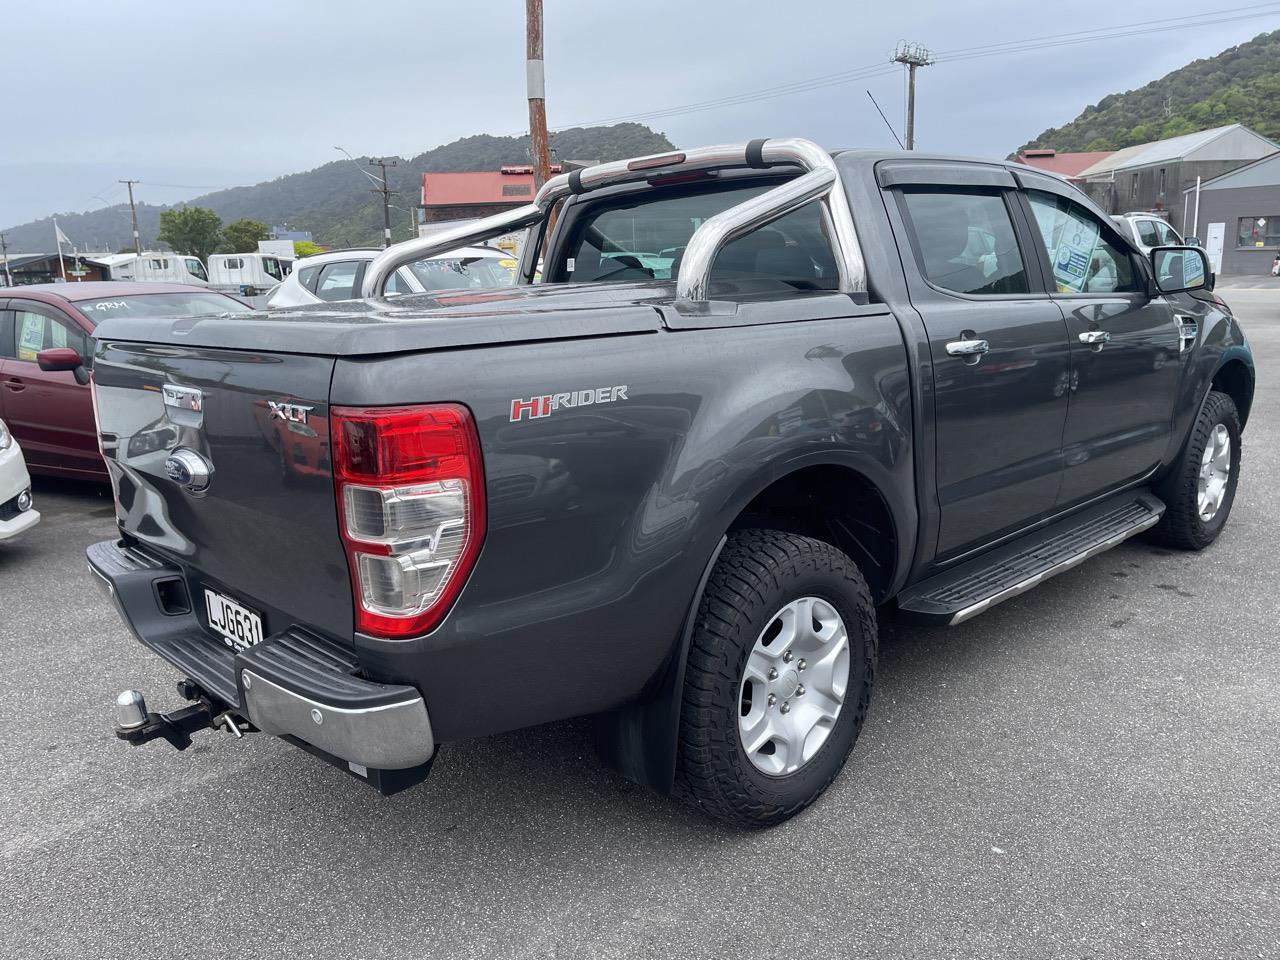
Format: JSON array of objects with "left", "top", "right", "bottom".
[
  {"left": 594, "top": 455, "right": 908, "bottom": 795},
  {"left": 1211, "top": 353, "right": 1255, "bottom": 428}
]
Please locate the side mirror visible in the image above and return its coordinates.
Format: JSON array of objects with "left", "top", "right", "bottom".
[
  {"left": 37, "top": 347, "right": 90, "bottom": 385},
  {"left": 1185, "top": 237, "right": 1203, "bottom": 248},
  {"left": 1151, "top": 245, "right": 1211, "bottom": 295}
]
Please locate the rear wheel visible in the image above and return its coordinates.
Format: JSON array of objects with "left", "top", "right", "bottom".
[
  {"left": 1152, "top": 390, "right": 1242, "bottom": 550},
  {"left": 675, "top": 530, "right": 877, "bottom": 828}
]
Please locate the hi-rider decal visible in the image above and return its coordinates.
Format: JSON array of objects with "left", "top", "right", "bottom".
[{"left": 510, "top": 385, "right": 629, "bottom": 422}]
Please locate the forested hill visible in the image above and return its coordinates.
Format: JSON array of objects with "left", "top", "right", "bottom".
[
  {"left": 1018, "top": 29, "right": 1280, "bottom": 153},
  {"left": 1, "top": 123, "right": 675, "bottom": 253}
]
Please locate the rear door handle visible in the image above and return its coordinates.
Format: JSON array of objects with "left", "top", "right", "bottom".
[
  {"left": 2, "top": 378, "right": 24, "bottom": 392},
  {"left": 945, "top": 339, "right": 989, "bottom": 357},
  {"left": 1078, "top": 330, "right": 1112, "bottom": 345}
]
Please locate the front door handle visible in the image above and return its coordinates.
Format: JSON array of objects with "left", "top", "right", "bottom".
[
  {"left": 1078, "top": 330, "right": 1112, "bottom": 346},
  {"left": 945, "top": 339, "right": 990, "bottom": 357},
  {"left": 2, "top": 378, "right": 25, "bottom": 392}
]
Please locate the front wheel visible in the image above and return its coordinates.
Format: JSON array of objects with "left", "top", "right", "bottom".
[
  {"left": 1152, "top": 390, "right": 1242, "bottom": 550},
  {"left": 675, "top": 530, "right": 877, "bottom": 828}
]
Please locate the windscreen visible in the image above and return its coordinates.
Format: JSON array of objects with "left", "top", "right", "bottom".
[{"left": 73, "top": 292, "right": 255, "bottom": 325}]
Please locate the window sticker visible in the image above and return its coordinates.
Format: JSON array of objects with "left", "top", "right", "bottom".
[
  {"left": 17, "top": 313, "right": 44, "bottom": 361},
  {"left": 1050, "top": 214, "right": 1099, "bottom": 293}
]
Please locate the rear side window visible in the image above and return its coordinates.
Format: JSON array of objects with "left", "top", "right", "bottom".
[
  {"left": 297, "top": 265, "right": 321, "bottom": 291},
  {"left": 900, "top": 189, "right": 1029, "bottom": 296},
  {"left": 1027, "top": 191, "right": 1139, "bottom": 294},
  {"left": 559, "top": 182, "right": 839, "bottom": 291},
  {"left": 315, "top": 261, "right": 360, "bottom": 301}
]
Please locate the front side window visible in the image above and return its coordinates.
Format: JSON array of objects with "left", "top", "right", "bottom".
[
  {"left": 12, "top": 308, "right": 90, "bottom": 363},
  {"left": 315, "top": 261, "right": 360, "bottom": 301},
  {"left": 262, "top": 257, "right": 283, "bottom": 281},
  {"left": 185, "top": 258, "right": 208, "bottom": 281},
  {"left": 1154, "top": 220, "right": 1181, "bottom": 245},
  {"left": 1027, "top": 191, "right": 1139, "bottom": 294},
  {"left": 1237, "top": 216, "right": 1280, "bottom": 248},
  {"left": 900, "top": 189, "right": 1029, "bottom": 296},
  {"left": 1135, "top": 219, "right": 1161, "bottom": 247}
]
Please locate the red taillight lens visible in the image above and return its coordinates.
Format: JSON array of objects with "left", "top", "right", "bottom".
[{"left": 332, "top": 404, "right": 485, "bottom": 639}]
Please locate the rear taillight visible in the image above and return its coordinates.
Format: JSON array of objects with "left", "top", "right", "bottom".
[{"left": 331, "top": 404, "right": 485, "bottom": 639}]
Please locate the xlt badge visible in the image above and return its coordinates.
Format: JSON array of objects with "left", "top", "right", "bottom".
[{"left": 268, "top": 401, "right": 314, "bottom": 424}]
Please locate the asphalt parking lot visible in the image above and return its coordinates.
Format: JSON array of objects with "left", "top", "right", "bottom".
[{"left": 1, "top": 288, "right": 1277, "bottom": 960}]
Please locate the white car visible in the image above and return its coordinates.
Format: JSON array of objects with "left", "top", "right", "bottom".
[
  {"left": 1112, "top": 213, "right": 1185, "bottom": 256},
  {"left": 0, "top": 418, "right": 40, "bottom": 541},
  {"left": 265, "top": 245, "right": 518, "bottom": 307}
]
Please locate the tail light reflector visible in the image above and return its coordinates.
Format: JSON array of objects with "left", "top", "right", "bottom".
[{"left": 331, "top": 404, "right": 485, "bottom": 639}]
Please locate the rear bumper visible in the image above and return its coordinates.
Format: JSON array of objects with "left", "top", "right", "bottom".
[{"left": 87, "top": 538, "right": 434, "bottom": 771}]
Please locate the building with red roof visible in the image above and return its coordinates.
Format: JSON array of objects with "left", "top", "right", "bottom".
[
  {"left": 1013, "top": 148, "right": 1114, "bottom": 183},
  {"left": 420, "top": 165, "right": 562, "bottom": 226}
]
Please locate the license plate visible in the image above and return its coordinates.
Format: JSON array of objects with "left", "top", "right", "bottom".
[{"left": 203, "top": 588, "right": 264, "bottom": 651}]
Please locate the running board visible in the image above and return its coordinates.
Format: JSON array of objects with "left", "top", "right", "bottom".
[{"left": 898, "top": 491, "right": 1165, "bottom": 626}]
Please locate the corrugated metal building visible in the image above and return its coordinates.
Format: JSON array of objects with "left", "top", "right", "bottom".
[
  {"left": 1075, "top": 124, "right": 1278, "bottom": 232},
  {"left": 1182, "top": 151, "right": 1280, "bottom": 277}
]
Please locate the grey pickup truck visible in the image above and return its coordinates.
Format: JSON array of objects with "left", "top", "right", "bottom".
[{"left": 82, "top": 138, "right": 1254, "bottom": 827}]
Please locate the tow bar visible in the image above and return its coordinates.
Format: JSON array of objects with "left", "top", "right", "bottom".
[{"left": 114, "top": 679, "right": 250, "bottom": 750}]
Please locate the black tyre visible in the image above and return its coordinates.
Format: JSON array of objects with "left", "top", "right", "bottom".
[
  {"left": 675, "top": 529, "right": 877, "bottom": 828},
  {"left": 1152, "top": 390, "right": 1242, "bottom": 550}
]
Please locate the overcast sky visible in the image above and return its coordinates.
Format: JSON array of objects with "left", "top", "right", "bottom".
[{"left": 3, "top": 0, "right": 1277, "bottom": 227}]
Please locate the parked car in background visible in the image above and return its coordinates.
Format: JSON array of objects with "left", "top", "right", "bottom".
[
  {"left": 265, "top": 245, "right": 517, "bottom": 307},
  {"left": 91, "top": 252, "right": 210, "bottom": 286},
  {"left": 1112, "top": 212, "right": 1185, "bottom": 255},
  {"left": 208, "top": 252, "right": 293, "bottom": 296},
  {"left": 0, "top": 282, "right": 255, "bottom": 481},
  {"left": 0, "top": 417, "right": 39, "bottom": 541}
]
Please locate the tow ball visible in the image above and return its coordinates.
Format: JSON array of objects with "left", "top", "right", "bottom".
[{"left": 113, "top": 679, "right": 249, "bottom": 750}]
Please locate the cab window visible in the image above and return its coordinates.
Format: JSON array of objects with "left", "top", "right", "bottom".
[
  {"left": 1027, "top": 192, "right": 1139, "bottom": 294},
  {"left": 900, "top": 188, "right": 1029, "bottom": 296},
  {"left": 558, "top": 181, "right": 839, "bottom": 291},
  {"left": 1135, "top": 219, "right": 1161, "bottom": 247}
]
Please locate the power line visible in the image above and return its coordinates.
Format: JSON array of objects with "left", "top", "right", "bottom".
[{"left": 554, "top": 3, "right": 1280, "bottom": 130}]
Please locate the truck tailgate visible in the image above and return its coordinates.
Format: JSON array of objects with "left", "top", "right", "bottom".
[{"left": 93, "top": 340, "right": 353, "bottom": 646}]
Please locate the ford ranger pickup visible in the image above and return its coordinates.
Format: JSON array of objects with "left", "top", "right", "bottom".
[{"left": 82, "top": 138, "right": 1254, "bottom": 827}]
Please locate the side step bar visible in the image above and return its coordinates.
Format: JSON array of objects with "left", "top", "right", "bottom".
[{"left": 898, "top": 491, "right": 1165, "bottom": 625}]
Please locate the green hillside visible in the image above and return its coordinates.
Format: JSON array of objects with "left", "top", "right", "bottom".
[
  {"left": 2, "top": 123, "right": 675, "bottom": 253},
  {"left": 1018, "top": 29, "right": 1280, "bottom": 153}
]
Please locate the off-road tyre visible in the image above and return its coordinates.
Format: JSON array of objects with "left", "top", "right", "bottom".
[
  {"left": 1151, "top": 389, "right": 1242, "bottom": 550},
  {"left": 674, "top": 529, "right": 877, "bottom": 828}
]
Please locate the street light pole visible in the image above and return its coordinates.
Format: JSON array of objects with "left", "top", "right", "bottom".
[
  {"left": 368, "top": 157, "right": 398, "bottom": 248},
  {"left": 526, "top": 0, "right": 551, "bottom": 190}
]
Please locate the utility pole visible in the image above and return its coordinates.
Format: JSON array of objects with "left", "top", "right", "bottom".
[
  {"left": 368, "top": 158, "right": 398, "bottom": 248},
  {"left": 119, "top": 179, "right": 142, "bottom": 254},
  {"left": 526, "top": 0, "right": 551, "bottom": 190},
  {"left": 891, "top": 42, "right": 934, "bottom": 150},
  {"left": 0, "top": 232, "right": 11, "bottom": 287}
]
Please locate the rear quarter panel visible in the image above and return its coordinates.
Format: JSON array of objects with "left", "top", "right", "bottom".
[{"left": 333, "top": 308, "right": 913, "bottom": 739}]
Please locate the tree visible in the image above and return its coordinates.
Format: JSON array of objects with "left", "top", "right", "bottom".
[
  {"left": 293, "top": 240, "right": 324, "bottom": 258},
  {"left": 222, "top": 218, "right": 270, "bottom": 253},
  {"left": 157, "top": 206, "right": 222, "bottom": 263}
]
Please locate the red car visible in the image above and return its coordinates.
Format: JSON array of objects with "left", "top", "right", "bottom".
[{"left": 0, "top": 282, "right": 254, "bottom": 480}]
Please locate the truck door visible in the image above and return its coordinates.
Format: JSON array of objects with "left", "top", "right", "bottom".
[
  {"left": 887, "top": 167, "right": 1071, "bottom": 559},
  {"left": 1020, "top": 188, "right": 1181, "bottom": 509}
]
